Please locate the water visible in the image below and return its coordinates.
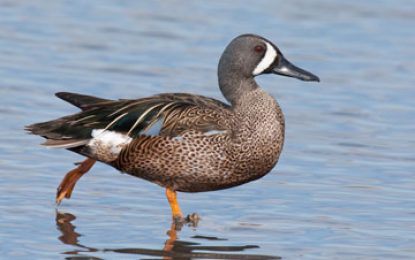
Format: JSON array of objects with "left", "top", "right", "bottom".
[{"left": 1, "top": 1, "right": 414, "bottom": 259}]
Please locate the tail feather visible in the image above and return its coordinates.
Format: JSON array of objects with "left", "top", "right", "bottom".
[
  {"left": 25, "top": 119, "right": 67, "bottom": 138},
  {"left": 42, "top": 139, "right": 90, "bottom": 149},
  {"left": 25, "top": 92, "right": 108, "bottom": 141},
  {"left": 55, "top": 92, "right": 112, "bottom": 110}
]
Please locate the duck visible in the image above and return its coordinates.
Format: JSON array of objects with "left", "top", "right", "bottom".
[{"left": 26, "top": 34, "right": 319, "bottom": 223}]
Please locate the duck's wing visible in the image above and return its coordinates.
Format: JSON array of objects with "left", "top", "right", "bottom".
[{"left": 26, "top": 92, "right": 232, "bottom": 149}]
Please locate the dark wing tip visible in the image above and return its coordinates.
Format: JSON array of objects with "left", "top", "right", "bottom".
[{"left": 55, "top": 92, "right": 111, "bottom": 110}]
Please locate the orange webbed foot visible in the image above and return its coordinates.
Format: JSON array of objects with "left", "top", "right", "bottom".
[
  {"left": 165, "top": 187, "right": 200, "bottom": 229},
  {"left": 56, "top": 158, "right": 96, "bottom": 205}
]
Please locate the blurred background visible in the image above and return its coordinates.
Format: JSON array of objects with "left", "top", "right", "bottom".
[{"left": 0, "top": 1, "right": 414, "bottom": 259}]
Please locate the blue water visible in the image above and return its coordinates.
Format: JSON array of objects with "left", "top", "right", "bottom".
[{"left": 1, "top": 1, "right": 414, "bottom": 259}]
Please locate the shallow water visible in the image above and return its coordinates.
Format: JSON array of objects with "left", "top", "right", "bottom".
[{"left": 1, "top": 1, "right": 414, "bottom": 259}]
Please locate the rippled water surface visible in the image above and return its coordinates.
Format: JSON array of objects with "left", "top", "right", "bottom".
[{"left": 1, "top": 1, "right": 414, "bottom": 259}]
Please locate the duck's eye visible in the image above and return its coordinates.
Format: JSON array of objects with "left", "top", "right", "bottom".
[{"left": 254, "top": 45, "right": 265, "bottom": 53}]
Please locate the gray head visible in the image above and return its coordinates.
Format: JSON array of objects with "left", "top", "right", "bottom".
[{"left": 218, "top": 34, "right": 319, "bottom": 104}]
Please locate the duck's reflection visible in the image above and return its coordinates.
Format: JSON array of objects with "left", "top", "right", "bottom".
[{"left": 56, "top": 211, "right": 280, "bottom": 259}]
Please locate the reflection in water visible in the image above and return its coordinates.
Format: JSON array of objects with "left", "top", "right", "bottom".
[{"left": 55, "top": 211, "right": 280, "bottom": 259}]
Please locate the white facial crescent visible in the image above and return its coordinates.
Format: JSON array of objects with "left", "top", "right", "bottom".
[{"left": 253, "top": 41, "right": 277, "bottom": 76}]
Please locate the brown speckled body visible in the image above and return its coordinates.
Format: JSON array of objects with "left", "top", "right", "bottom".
[{"left": 112, "top": 88, "right": 284, "bottom": 192}]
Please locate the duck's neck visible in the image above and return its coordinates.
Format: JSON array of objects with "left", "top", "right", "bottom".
[
  {"left": 232, "top": 87, "right": 283, "bottom": 124},
  {"left": 218, "top": 69, "right": 259, "bottom": 106},
  {"left": 222, "top": 76, "right": 284, "bottom": 134}
]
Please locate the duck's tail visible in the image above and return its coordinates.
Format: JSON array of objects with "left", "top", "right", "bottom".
[{"left": 25, "top": 92, "right": 112, "bottom": 149}]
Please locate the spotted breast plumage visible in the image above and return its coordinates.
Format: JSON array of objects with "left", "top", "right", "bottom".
[{"left": 26, "top": 34, "right": 319, "bottom": 223}]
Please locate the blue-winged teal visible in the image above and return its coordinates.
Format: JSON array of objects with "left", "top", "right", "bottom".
[{"left": 27, "top": 34, "right": 319, "bottom": 222}]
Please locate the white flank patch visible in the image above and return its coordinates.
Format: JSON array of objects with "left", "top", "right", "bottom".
[
  {"left": 252, "top": 41, "right": 277, "bottom": 76},
  {"left": 172, "top": 130, "right": 227, "bottom": 142},
  {"left": 89, "top": 129, "right": 132, "bottom": 156},
  {"left": 203, "top": 130, "right": 227, "bottom": 136},
  {"left": 172, "top": 136, "right": 184, "bottom": 141}
]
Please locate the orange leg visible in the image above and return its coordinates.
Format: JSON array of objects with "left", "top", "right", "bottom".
[
  {"left": 165, "top": 187, "right": 183, "bottom": 222},
  {"left": 56, "top": 158, "right": 96, "bottom": 205},
  {"left": 163, "top": 223, "right": 178, "bottom": 254}
]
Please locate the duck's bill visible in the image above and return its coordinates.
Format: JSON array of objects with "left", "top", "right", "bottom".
[{"left": 272, "top": 55, "right": 320, "bottom": 82}]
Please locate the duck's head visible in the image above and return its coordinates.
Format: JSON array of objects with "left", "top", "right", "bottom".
[{"left": 218, "top": 34, "right": 319, "bottom": 103}]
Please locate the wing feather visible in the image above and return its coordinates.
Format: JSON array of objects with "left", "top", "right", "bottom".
[{"left": 27, "top": 92, "right": 232, "bottom": 149}]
